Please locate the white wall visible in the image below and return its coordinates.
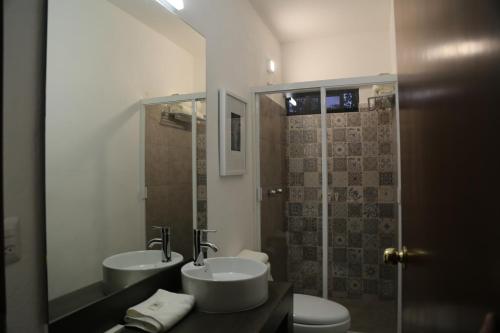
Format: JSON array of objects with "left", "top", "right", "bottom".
[
  {"left": 179, "top": 0, "right": 283, "bottom": 256},
  {"left": 389, "top": 0, "right": 398, "bottom": 75},
  {"left": 281, "top": 3, "right": 397, "bottom": 82},
  {"left": 46, "top": 0, "right": 199, "bottom": 299},
  {"left": 4, "top": 0, "right": 47, "bottom": 331}
]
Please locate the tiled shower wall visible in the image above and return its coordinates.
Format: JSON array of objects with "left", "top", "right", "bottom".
[
  {"left": 284, "top": 95, "right": 398, "bottom": 300},
  {"left": 286, "top": 114, "right": 324, "bottom": 296},
  {"left": 329, "top": 96, "right": 398, "bottom": 301},
  {"left": 197, "top": 118, "right": 208, "bottom": 231}
]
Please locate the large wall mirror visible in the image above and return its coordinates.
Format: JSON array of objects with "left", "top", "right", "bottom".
[{"left": 45, "top": 0, "right": 206, "bottom": 320}]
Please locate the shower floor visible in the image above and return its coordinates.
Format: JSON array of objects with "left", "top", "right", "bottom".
[{"left": 337, "top": 297, "right": 397, "bottom": 333}]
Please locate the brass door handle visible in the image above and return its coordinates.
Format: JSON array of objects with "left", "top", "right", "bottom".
[{"left": 384, "top": 246, "right": 407, "bottom": 265}]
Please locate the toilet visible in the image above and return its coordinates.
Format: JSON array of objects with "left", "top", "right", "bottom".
[{"left": 293, "top": 294, "right": 351, "bottom": 333}]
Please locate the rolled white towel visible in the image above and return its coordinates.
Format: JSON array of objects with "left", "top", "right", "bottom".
[
  {"left": 124, "top": 289, "right": 194, "bottom": 333},
  {"left": 238, "top": 249, "right": 273, "bottom": 281},
  {"left": 266, "top": 263, "right": 274, "bottom": 282},
  {"left": 237, "top": 249, "right": 269, "bottom": 264}
]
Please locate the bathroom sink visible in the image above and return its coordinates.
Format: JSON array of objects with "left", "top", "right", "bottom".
[
  {"left": 102, "top": 250, "right": 183, "bottom": 294},
  {"left": 181, "top": 257, "right": 268, "bottom": 313}
]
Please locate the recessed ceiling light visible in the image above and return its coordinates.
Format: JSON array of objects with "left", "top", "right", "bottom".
[{"left": 155, "top": 0, "right": 184, "bottom": 11}]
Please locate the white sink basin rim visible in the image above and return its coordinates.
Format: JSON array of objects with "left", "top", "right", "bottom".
[
  {"left": 181, "top": 257, "right": 268, "bottom": 313},
  {"left": 102, "top": 250, "right": 183, "bottom": 294}
]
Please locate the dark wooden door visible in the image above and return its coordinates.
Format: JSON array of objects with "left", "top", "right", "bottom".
[{"left": 394, "top": 1, "right": 500, "bottom": 332}]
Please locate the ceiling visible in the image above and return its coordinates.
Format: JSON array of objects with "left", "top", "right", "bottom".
[{"left": 250, "top": 0, "right": 393, "bottom": 44}]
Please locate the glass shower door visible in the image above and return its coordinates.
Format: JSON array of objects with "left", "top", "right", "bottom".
[
  {"left": 259, "top": 91, "right": 324, "bottom": 297},
  {"left": 258, "top": 83, "right": 400, "bottom": 333},
  {"left": 327, "top": 85, "right": 399, "bottom": 333},
  {"left": 259, "top": 93, "right": 288, "bottom": 282}
]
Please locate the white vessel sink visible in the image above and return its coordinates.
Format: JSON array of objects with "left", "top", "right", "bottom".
[
  {"left": 102, "top": 250, "right": 183, "bottom": 294},
  {"left": 181, "top": 257, "right": 268, "bottom": 313}
]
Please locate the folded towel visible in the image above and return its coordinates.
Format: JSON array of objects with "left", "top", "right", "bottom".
[
  {"left": 124, "top": 289, "right": 194, "bottom": 333},
  {"left": 237, "top": 249, "right": 269, "bottom": 264}
]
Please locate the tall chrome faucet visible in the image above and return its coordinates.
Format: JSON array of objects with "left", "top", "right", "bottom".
[
  {"left": 193, "top": 229, "right": 218, "bottom": 266},
  {"left": 147, "top": 226, "right": 171, "bottom": 262}
]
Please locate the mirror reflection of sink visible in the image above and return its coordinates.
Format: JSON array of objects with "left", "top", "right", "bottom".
[
  {"left": 102, "top": 250, "right": 183, "bottom": 294},
  {"left": 181, "top": 257, "right": 268, "bottom": 313}
]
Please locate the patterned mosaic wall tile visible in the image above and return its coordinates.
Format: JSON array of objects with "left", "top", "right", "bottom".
[
  {"left": 253, "top": 91, "right": 399, "bottom": 303},
  {"left": 285, "top": 114, "right": 324, "bottom": 297},
  {"left": 197, "top": 121, "right": 207, "bottom": 230},
  {"left": 283, "top": 95, "right": 398, "bottom": 301},
  {"left": 329, "top": 96, "right": 398, "bottom": 301}
]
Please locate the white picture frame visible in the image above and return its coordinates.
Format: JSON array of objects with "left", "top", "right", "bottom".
[{"left": 219, "top": 89, "right": 247, "bottom": 176}]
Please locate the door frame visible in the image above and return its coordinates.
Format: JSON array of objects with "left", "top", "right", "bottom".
[
  {"left": 250, "top": 74, "right": 402, "bottom": 332},
  {"left": 140, "top": 92, "right": 206, "bottom": 240}
]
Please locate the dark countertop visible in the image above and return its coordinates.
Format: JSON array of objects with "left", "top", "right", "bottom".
[
  {"left": 122, "top": 282, "right": 293, "bottom": 333},
  {"left": 49, "top": 261, "right": 293, "bottom": 333},
  {"left": 49, "top": 281, "right": 106, "bottom": 321}
]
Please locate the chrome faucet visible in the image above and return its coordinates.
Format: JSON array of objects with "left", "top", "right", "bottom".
[
  {"left": 148, "top": 226, "right": 171, "bottom": 262},
  {"left": 193, "top": 229, "right": 218, "bottom": 266}
]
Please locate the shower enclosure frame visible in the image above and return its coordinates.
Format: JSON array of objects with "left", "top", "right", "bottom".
[
  {"left": 251, "top": 75, "right": 402, "bottom": 332},
  {"left": 139, "top": 92, "right": 207, "bottom": 234}
]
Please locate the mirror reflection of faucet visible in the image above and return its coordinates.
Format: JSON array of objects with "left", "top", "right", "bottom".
[
  {"left": 147, "top": 226, "right": 172, "bottom": 262},
  {"left": 193, "top": 229, "right": 219, "bottom": 266}
]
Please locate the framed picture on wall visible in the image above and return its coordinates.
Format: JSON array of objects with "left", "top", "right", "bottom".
[{"left": 219, "top": 89, "right": 247, "bottom": 176}]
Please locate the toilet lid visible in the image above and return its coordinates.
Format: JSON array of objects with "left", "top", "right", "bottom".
[{"left": 293, "top": 294, "right": 350, "bottom": 325}]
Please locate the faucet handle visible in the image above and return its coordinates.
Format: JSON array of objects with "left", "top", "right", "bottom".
[
  {"left": 194, "top": 229, "right": 216, "bottom": 238},
  {"left": 196, "top": 229, "right": 216, "bottom": 233}
]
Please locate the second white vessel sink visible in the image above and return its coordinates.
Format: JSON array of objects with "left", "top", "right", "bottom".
[
  {"left": 102, "top": 250, "right": 183, "bottom": 294},
  {"left": 181, "top": 257, "right": 268, "bottom": 313}
]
